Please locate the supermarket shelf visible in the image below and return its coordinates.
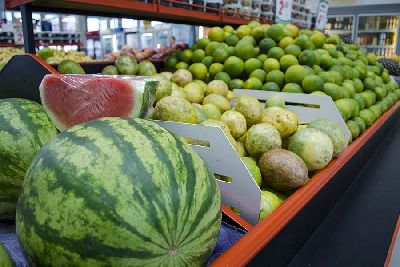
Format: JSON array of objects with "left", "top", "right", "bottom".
[
  {"left": 359, "top": 44, "right": 396, "bottom": 48},
  {"left": 5, "top": 0, "right": 258, "bottom": 26},
  {"left": 290, "top": 114, "right": 400, "bottom": 266},
  {"left": 0, "top": 42, "right": 81, "bottom": 48},
  {"left": 358, "top": 29, "right": 397, "bottom": 33},
  {"left": 0, "top": 43, "right": 23, "bottom": 47}
]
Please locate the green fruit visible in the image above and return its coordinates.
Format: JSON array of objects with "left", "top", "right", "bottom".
[
  {"left": 17, "top": 117, "right": 221, "bottom": 266},
  {"left": 268, "top": 47, "right": 285, "bottom": 60},
  {"left": 176, "top": 61, "right": 189, "bottom": 69},
  {"left": 319, "top": 71, "right": 335, "bottom": 83},
  {"left": 201, "top": 56, "right": 213, "bottom": 68},
  {"left": 313, "top": 65, "right": 324, "bottom": 75},
  {"left": 155, "top": 79, "right": 173, "bottom": 103},
  {"left": 224, "top": 56, "right": 244, "bottom": 78},
  {"left": 323, "top": 83, "right": 343, "bottom": 101},
  {"left": 171, "top": 69, "right": 193, "bottom": 87},
  {"left": 214, "top": 72, "right": 231, "bottom": 85},
  {"left": 138, "top": 60, "right": 157, "bottom": 76},
  {"left": 298, "top": 50, "right": 317, "bottom": 66},
  {"left": 205, "top": 41, "right": 220, "bottom": 56},
  {"left": 235, "top": 41, "right": 256, "bottom": 60},
  {"left": 261, "top": 107, "right": 298, "bottom": 138},
  {"left": 189, "top": 63, "right": 208, "bottom": 80},
  {"left": 280, "top": 54, "right": 299, "bottom": 72},
  {"left": 352, "top": 78, "right": 364, "bottom": 92},
  {"left": 308, "top": 119, "right": 347, "bottom": 157},
  {"left": 263, "top": 58, "right": 280, "bottom": 72},
  {"left": 208, "top": 26, "right": 225, "bottom": 42},
  {"left": 154, "top": 96, "right": 197, "bottom": 123},
  {"left": 245, "top": 123, "right": 282, "bottom": 159},
  {"left": 201, "top": 103, "right": 221, "bottom": 120},
  {"left": 360, "top": 91, "right": 376, "bottom": 108},
  {"left": 265, "top": 95, "right": 285, "bottom": 108},
  {"left": 234, "top": 95, "right": 262, "bottom": 127},
  {"left": 229, "top": 79, "right": 244, "bottom": 90},
  {"left": 302, "top": 74, "right": 324, "bottom": 93},
  {"left": 192, "top": 49, "right": 206, "bottom": 63},
  {"left": 288, "top": 128, "right": 333, "bottom": 171},
  {"left": 101, "top": 65, "right": 118, "bottom": 75},
  {"left": 261, "top": 82, "right": 280, "bottom": 91},
  {"left": 212, "top": 46, "right": 229, "bottom": 63},
  {"left": 310, "top": 31, "right": 326, "bottom": 48},
  {"left": 206, "top": 80, "right": 229, "bottom": 97},
  {"left": 353, "top": 116, "right": 366, "bottom": 133},
  {"left": 259, "top": 37, "right": 277, "bottom": 54},
  {"left": 244, "top": 77, "right": 263, "bottom": 90},
  {"left": 259, "top": 190, "right": 282, "bottom": 220},
  {"left": 58, "top": 59, "right": 85, "bottom": 74},
  {"left": 250, "top": 69, "right": 266, "bottom": 83},
  {"left": 359, "top": 109, "right": 375, "bottom": 127},
  {"left": 242, "top": 157, "right": 262, "bottom": 187},
  {"left": 319, "top": 53, "right": 334, "bottom": 70},
  {"left": 374, "top": 86, "right": 387, "bottom": 101},
  {"left": 183, "top": 82, "right": 205, "bottom": 103},
  {"left": 285, "top": 65, "right": 307, "bottom": 84},
  {"left": 244, "top": 58, "right": 263, "bottom": 75},
  {"left": 179, "top": 49, "right": 193, "bottom": 63},
  {"left": 209, "top": 63, "right": 224, "bottom": 77},
  {"left": 282, "top": 83, "right": 303, "bottom": 93},
  {"left": 267, "top": 70, "right": 285, "bottom": 88},
  {"left": 220, "top": 110, "right": 247, "bottom": 138},
  {"left": 0, "top": 99, "right": 58, "bottom": 220},
  {"left": 284, "top": 44, "right": 301, "bottom": 57},
  {"left": 37, "top": 47, "right": 54, "bottom": 61},
  {"left": 335, "top": 98, "right": 354, "bottom": 120},
  {"left": 266, "top": 24, "right": 285, "bottom": 42},
  {"left": 258, "top": 149, "right": 308, "bottom": 191},
  {"left": 236, "top": 25, "right": 252, "bottom": 38},
  {"left": 295, "top": 35, "right": 312, "bottom": 50},
  {"left": 202, "top": 94, "right": 231, "bottom": 113},
  {"left": 353, "top": 93, "right": 366, "bottom": 110},
  {"left": 346, "top": 120, "right": 360, "bottom": 140},
  {"left": 366, "top": 53, "right": 377, "bottom": 65},
  {"left": 225, "top": 34, "right": 239, "bottom": 46},
  {"left": 0, "top": 243, "right": 15, "bottom": 267}
]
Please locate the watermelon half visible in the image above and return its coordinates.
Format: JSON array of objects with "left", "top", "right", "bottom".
[{"left": 39, "top": 74, "right": 158, "bottom": 131}]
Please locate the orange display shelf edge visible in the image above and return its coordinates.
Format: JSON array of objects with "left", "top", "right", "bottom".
[{"left": 211, "top": 101, "right": 400, "bottom": 266}]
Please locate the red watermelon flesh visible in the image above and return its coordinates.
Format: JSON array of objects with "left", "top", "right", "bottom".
[{"left": 39, "top": 74, "right": 157, "bottom": 131}]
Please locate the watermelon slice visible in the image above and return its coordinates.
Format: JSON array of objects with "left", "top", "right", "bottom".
[{"left": 39, "top": 74, "right": 158, "bottom": 131}]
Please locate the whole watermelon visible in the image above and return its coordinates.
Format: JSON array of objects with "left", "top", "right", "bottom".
[
  {"left": 0, "top": 242, "right": 15, "bottom": 267},
  {"left": 16, "top": 117, "right": 221, "bottom": 266},
  {"left": 0, "top": 98, "right": 58, "bottom": 221}
]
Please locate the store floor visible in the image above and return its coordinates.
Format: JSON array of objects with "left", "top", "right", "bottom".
[{"left": 290, "top": 116, "right": 400, "bottom": 267}]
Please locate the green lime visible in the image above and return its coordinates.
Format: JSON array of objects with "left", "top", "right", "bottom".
[
  {"left": 189, "top": 63, "right": 208, "bottom": 80},
  {"left": 208, "top": 27, "right": 225, "bottom": 42},
  {"left": 236, "top": 25, "right": 252, "bottom": 39},
  {"left": 205, "top": 41, "right": 220, "bottom": 56},
  {"left": 335, "top": 99, "right": 353, "bottom": 120},
  {"left": 284, "top": 44, "right": 301, "bottom": 57},
  {"left": 353, "top": 93, "right": 366, "bottom": 109},
  {"left": 212, "top": 46, "right": 229, "bottom": 63},
  {"left": 244, "top": 77, "right": 263, "bottom": 90},
  {"left": 266, "top": 24, "right": 285, "bottom": 42},
  {"left": 313, "top": 65, "right": 323, "bottom": 74},
  {"left": 225, "top": 34, "right": 239, "bottom": 46},
  {"left": 259, "top": 37, "right": 277, "bottom": 54},
  {"left": 346, "top": 120, "right": 360, "bottom": 140},
  {"left": 262, "top": 82, "right": 280, "bottom": 91},
  {"left": 164, "top": 55, "right": 178, "bottom": 68},
  {"left": 319, "top": 71, "right": 335, "bottom": 83},
  {"left": 252, "top": 25, "right": 268, "bottom": 42},
  {"left": 353, "top": 116, "right": 366, "bottom": 133},
  {"left": 302, "top": 74, "right": 324, "bottom": 93},
  {"left": 268, "top": 47, "right": 285, "bottom": 60},
  {"left": 195, "top": 37, "right": 210, "bottom": 49},
  {"left": 229, "top": 79, "right": 244, "bottom": 90},
  {"left": 176, "top": 61, "right": 189, "bottom": 69},
  {"left": 263, "top": 58, "right": 280, "bottom": 72},
  {"left": 279, "top": 36, "right": 295, "bottom": 49},
  {"left": 223, "top": 25, "right": 234, "bottom": 33},
  {"left": 280, "top": 54, "right": 298, "bottom": 72},
  {"left": 179, "top": 49, "right": 193, "bottom": 63},
  {"left": 359, "top": 109, "right": 375, "bottom": 127},
  {"left": 285, "top": 65, "right": 307, "bottom": 84},
  {"left": 250, "top": 69, "right": 266, "bottom": 83},
  {"left": 299, "top": 50, "right": 317, "bottom": 66},
  {"left": 257, "top": 54, "right": 268, "bottom": 63},
  {"left": 235, "top": 41, "right": 256, "bottom": 60},
  {"left": 310, "top": 31, "right": 326, "bottom": 48},
  {"left": 224, "top": 56, "right": 245, "bottom": 78},
  {"left": 201, "top": 56, "right": 213, "bottom": 68},
  {"left": 192, "top": 49, "right": 206, "bottom": 63},
  {"left": 267, "top": 70, "right": 285, "bottom": 88},
  {"left": 244, "top": 58, "right": 263, "bottom": 75},
  {"left": 214, "top": 72, "right": 231, "bottom": 85},
  {"left": 209, "top": 63, "right": 224, "bottom": 77},
  {"left": 323, "top": 83, "right": 343, "bottom": 100},
  {"left": 295, "top": 35, "right": 312, "bottom": 50},
  {"left": 282, "top": 83, "right": 303, "bottom": 93}
]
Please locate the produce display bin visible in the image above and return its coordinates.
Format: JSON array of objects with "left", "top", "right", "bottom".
[{"left": 0, "top": 53, "right": 399, "bottom": 265}]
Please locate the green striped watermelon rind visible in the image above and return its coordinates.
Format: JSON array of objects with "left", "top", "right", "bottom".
[
  {"left": 16, "top": 117, "right": 221, "bottom": 266},
  {"left": 0, "top": 98, "right": 58, "bottom": 221}
]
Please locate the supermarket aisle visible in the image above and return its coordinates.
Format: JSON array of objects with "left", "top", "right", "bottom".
[{"left": 290, "top": 116, "right": 400, "bottom": 267}]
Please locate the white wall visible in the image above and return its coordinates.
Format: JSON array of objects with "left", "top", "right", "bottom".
[{"left": 306, "top": 0, "right": 400, "bottom": 13}]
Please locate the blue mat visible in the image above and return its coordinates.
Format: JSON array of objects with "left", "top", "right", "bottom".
[{"left": 0, "top": 221, "right": 246, "bottom": 266}]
